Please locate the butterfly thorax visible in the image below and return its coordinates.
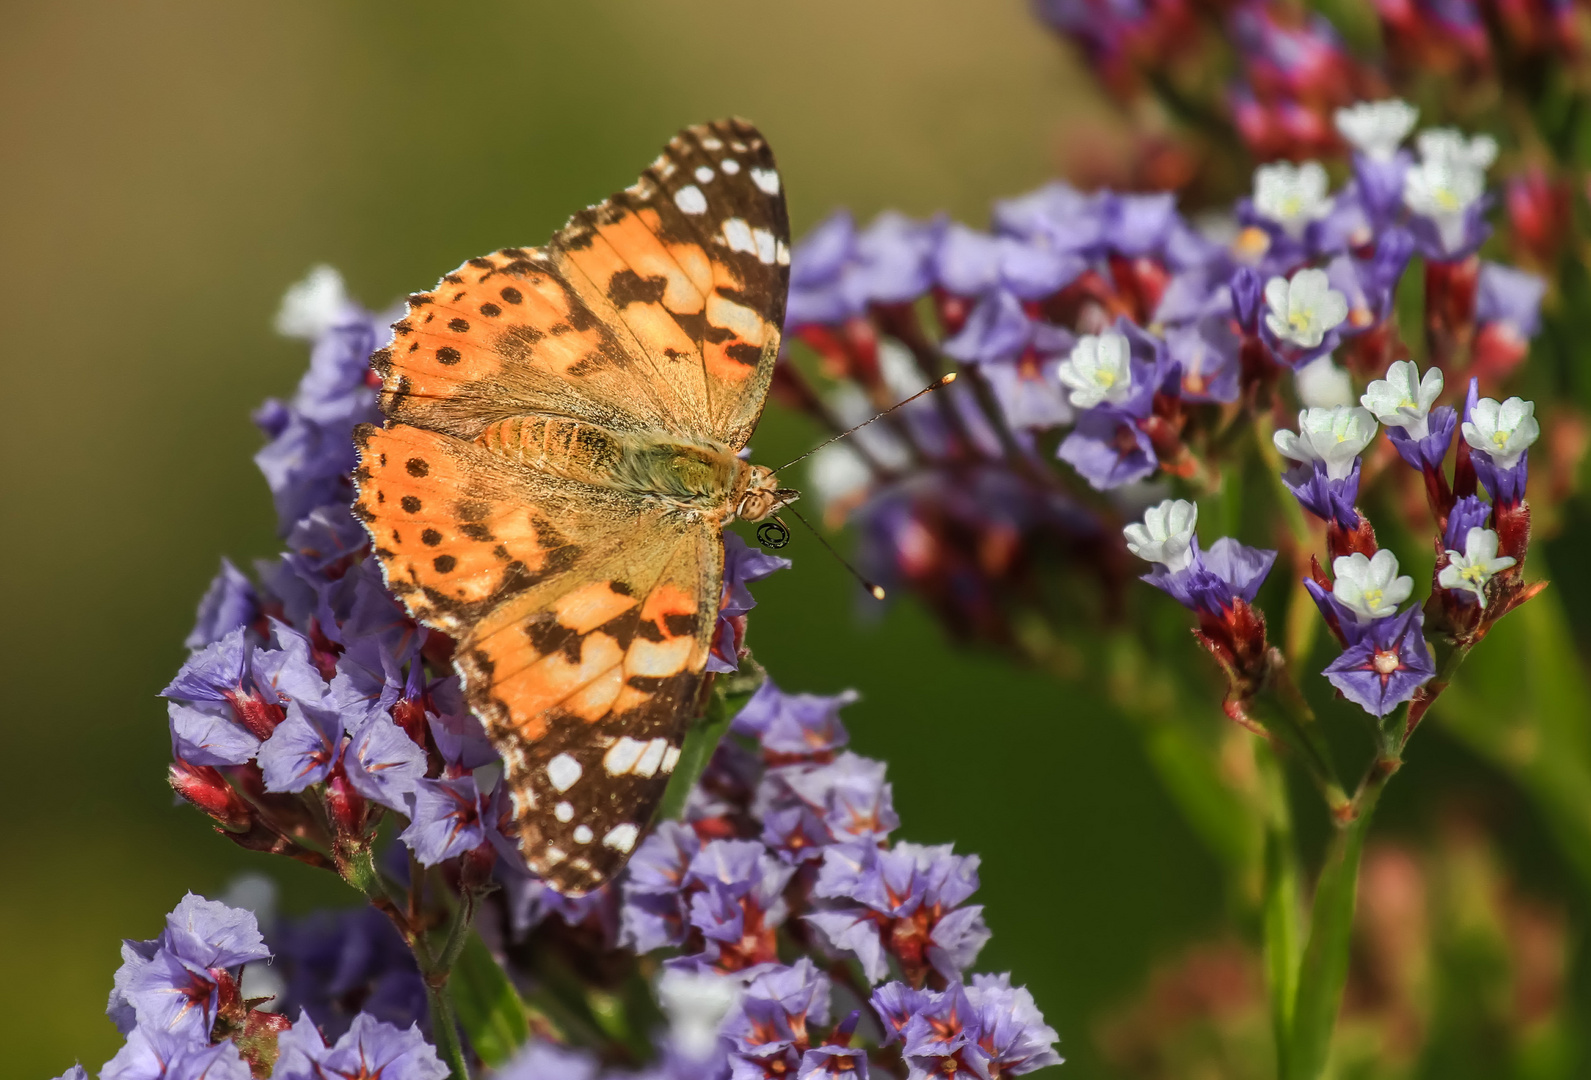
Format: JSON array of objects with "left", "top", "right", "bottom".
[{"left": 475, "top": 413, "right": 782, "bottom": 523}]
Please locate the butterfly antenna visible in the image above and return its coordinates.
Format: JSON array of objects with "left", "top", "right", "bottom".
[
  {"left": 773, "top": 373, "right": 957, "bottom": 473},
  {"left": 775, "top": 504, "right": 887, "bottom": 600}
]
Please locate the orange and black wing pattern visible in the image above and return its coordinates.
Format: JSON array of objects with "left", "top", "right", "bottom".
[{"left": 353, "top": 119, "right": 789, "bottom": 894}]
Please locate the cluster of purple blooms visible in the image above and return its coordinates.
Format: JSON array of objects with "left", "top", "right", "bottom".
[
  {"left": 54, "top": 267, "right": 1061, "bottom": 1079},
  {"left": 54, "top": 893, "right": 445, "bottom": 1080}
]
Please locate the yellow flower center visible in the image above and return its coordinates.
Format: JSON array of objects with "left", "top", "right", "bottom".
[{"left": 1361, "top": 587, "right": 1384, "bottom": 610}]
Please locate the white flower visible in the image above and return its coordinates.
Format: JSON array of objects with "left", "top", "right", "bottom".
[
  {"left": 657, "top": 969, "right": 740, "bottom": 1061},
  {"left": 1264, "top": 268, "right": 1349, "bottom": 348},
  {"left": 1416, "top": 128, "right": 1499, "bottom": 172},
  {"left": 1123, "top": 499, "right": 1198, "bottom": 571},
  {"left": 1253, "top": 161, "right": 1332, "bottom": 238},
  {"left": 274, "top": 264, "right": 350, "bottom": 340},
  {"left": 1332, "top": 549, "right": 1413, "bottom": 621},
  {"left": 1056, "top": 331, "right": 1134, "bottom": 409},
  {"left": 1403, "top": 154, "right": 1487, "bottom": 253},
  {"left": 1461, "top": 396, "right": 1540, "bottom": 469},
  {"left": 1361, "top": 360, "right": 1444, "bottom": 438},
  {"left": 1274, "top": 406, "right": 1379, "bottom": 480},
  {"left": 1295, "top": 356, "right": 1355, "bottom": 409},
  {"left": 1438, "top": 527, "right": 1516, "bottom": 607},
  {"left": 1334, "top": 99, "right": 1418, "bottom": 160}
]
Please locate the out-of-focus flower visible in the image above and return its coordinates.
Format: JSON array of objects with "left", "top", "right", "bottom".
[
  {"left": 1055, "top": 330, "right": 1134, "bottom": 408},
  {"left": 1335, "top": 99, "right": 1419, "bottom": 160},
  {"left": 1251, "top": 161, "right": 1332, "bottom": 239},
  {"left": 273, "top": 1011, "right": 448, "bottom": 1080},
  {"left": 1263, "top": 268, "right": 1349, "bottom": 361},
  {"left": 1122, "top": 498, "right": 1198, "bottom": 571}
]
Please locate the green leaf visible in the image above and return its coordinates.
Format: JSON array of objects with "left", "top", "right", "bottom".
[
  {"left": 659, "top": 673, "right": 760, "bottom": 821},
  {"left": 450, "top": 930, "right": 529, "bottom": 1068}
]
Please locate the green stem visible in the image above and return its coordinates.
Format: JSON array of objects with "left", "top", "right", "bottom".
[
  {"left": 1257, "top": 745, "right": 1302, "bottom": 1079},
  {"left": 1249, "top": 659, "right": 1350, "bottom": 817},
  {"left": 424, "top": 975, "right": 471, "bottom": 1080},
  {"left": 1287, "top": 750, "right": 1398, "bottom": 1078}
]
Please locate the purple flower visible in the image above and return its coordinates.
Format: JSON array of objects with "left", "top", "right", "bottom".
[
  {"left": 429, "top": 708, "right": 498, "bottom": 772},
  {"left": 326, "top": 635, "right": 408, "bottom": 731},
  {"left": 1477, "top": 261, "right": 1546, "bottom": 339},
  {"left": 271, "top": 907, "right": 424, "bottom": 1039},
  {"left": 273, "top": 1010, "right": 448, "bottom": 1080},
  {"left": 723, "top": 960, "right": 832, "bottom": 1079},
  {"left": 799, "top": 1046, "right": 870, "bottom": 1078},
  {"left": 400, "top": 775, "right": 489, "bottom": 865},
  {"left": 186, "top": 559, "right": 259, "bottom": 650},
  {"left": 495, "top": 1043, "right": 602, "bottom": 1080},
  {"left": 620, "top": 820, "right": 703, "bottom": 953},
  {"left": 1282, "top": 458, "right": 1362, "bottom": 529},
  {"left": 787, "top": 211, "right": 863, "bottom": 326},
  {"left": 932, "top": 225, "right": 1084, "bottom": 300},
  {"left": 758, "top": 753, "right": 899, "bottom": 860},
  {"left": 100, "top": 1026, "right": 250, "bottom": 1080},
  {"left": 1384, "top": 402, "right": 1455, "bottom": 472},
  {"left": 807, "top": 842, "right": 989, "bottom": 984},
  {"left": 168, "top": 702, "right": 261, "bottom": 768},
  {"left": 849, "top": 212, "right": 942, "bottom": 306},
  {"left": 51, "top": 1068, "right": 89, "bottom": 1080},
  {"left": 1351, "top": 150, "right": 1414, "bottom": 227},
  {"left": 1057, "top": 410, "right": 1157, "bottom": 490},
  {"left": 1444, "top": 495, "right": 1492, "bottom": 550},
  {"left": 258, "top": 699, "right": 346, "bottom": 793},
  {"left": 992, "top": 183, "right": 1106, "bottom": 255},
  {"left": 732, "top": 679, "right": 857, "bottom": 756},
  {"left": 711, "top": 532, "right": 792, "bottom": 673},
  {"left": 1101, "top": 191, "right": 1180, "bottom": 258},
  {"left": 161, "top": 893, "right": 271, "bottom": 969},
  {"left": 900, "top": 983, "right": 991, "bottom": 1079},
  {"left": 1230, "top": 266, "right": 1264, "bottom": 331},
  {"left": 1323, "top": 607, "right": 1436, "bottom": 716},
  {"left": 675, "top": 840, "right": 796, "bottom": 969},
  {"left": 1142, "top": 536, "right": 1276, "bottom": 616},
  {"left": 943, "top": 290, "right": 1035, "bottom": 364},
  {"left": 965, "top": 973, "right": 1064, "bottom": 1075},
  {"left": 343, "top": 714, "right": 427, "bottom": 811},
  {"left": 1165, "top": 316, "right": 1240, "bottom": 403},
  {"left": 871, "top": 982, "right": 934, "bottom": 1046}
]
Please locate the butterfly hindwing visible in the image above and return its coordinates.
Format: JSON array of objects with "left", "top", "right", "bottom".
[{"left": 354, "top": 421, "right": 720, "bottom": 894}]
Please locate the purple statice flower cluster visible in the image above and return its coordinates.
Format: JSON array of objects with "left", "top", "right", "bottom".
[
  {"left": 493, "top": 678, "right": 1059, "bottom": 1079},
  {"left": 110, "top": 266, "right": 1063, "bottom": 1079},
  {"left": 50, "top": 892, "right": 445, "bottom": 1080}
]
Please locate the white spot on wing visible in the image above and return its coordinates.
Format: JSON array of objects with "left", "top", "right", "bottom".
[
  {"left": 751, "top": 168, "right": 780, "bottom": 195},
  {"left": 701, "top": 136, "right": 723, "bottom": 150},
  {"left": 661, "top": 746, "right": 681, "bottom": 774},
  {"left": 730, "top": 140, "right": 748, "bottom": 152},
  {"left": 721, "top": 158, "right": 741, "bottom": 174},
  {"left": 634, "top": 738, "right": 667, "bottom": 778},
  {"left": 674, "top": 185, "right": 708, "bottom": 214},
  {"left": 555, "top": 801, "right": 574, "bottom": 823},
  {"left": 695, "top": 165, "right": 715, "bottom": 183},
  {"left": 658, "top": 159, "right": 678, "bottom": 179},
  {"left": 547, "top": 754, "right": 582, "bottom": 792},
  {"left": 573, "top": 824, "right": 594, "bottom": 844},
  {"left": 604, "top": 736, "right": 646, "bottom": 775},
  {"left": 602, "top": 823, "right": 640, "bottom": 853},
  {"left": 753, "top": 228, "right": 777, "bottom": 265},
  {"left": 722, "top": 217, "right": 756, "bottom": 255},
  {"left": 544, "top": 846, "right": 566, "bottom": 863},
  {"left": 776, "top": 239, "right": 791, "bottom": 266}
]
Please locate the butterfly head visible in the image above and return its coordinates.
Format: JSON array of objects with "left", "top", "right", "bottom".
[{"left": 735, "top": 463, "right": 798, "bottom": 522}]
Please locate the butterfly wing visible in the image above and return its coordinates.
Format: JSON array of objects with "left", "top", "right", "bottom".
[
  {"left": 370, "top": 117, "right": 789, "bottom": 450},
  {"left": 354, "top": 423, "right": 720, "bottom": 894}
]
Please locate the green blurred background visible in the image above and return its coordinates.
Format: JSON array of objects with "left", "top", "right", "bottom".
[{"left": 11, "top": 2, "right": 1576, "bottom": 1076}]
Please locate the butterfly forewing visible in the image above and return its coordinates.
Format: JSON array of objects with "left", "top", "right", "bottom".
[{"left": 354, "top": 118, "right": 790, "bottom": 895}]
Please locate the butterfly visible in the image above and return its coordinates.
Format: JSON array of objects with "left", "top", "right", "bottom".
[{"left": 352, "top": 118, "right": 793, "bottom": 895}]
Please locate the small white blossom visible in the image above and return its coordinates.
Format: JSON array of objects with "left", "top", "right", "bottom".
[
  {"left": 1264, "top": 268, "right": 1349, "bottom": 348},
  {"left": 1295, "top": 356, "right": 1355, "bottom": 409},
  {"left": 1334, "top": 99, "right": 1419, "bottom": 160},
  {"left": 1123, "top": 499, "right": 1199, "bottom": 572},
  {"left": 1274, "top": 406, "right": 1379, "bottom": 480},
  {"left": 1332, "top": 549, "right": 1414, "bottom": 621},
  {"left": 1416, "top": 128, "right": 1499, "bottom": 172},
  {"left": 657, "top": 969, "right": 740, "bottom": 1061},
  {"left": 1462, "top": 396, "right": 1540, "bottom": 469},
  {"left": 1361, "top": 360, "right": 1444, "bottom": 438},
  {"left": 1253, "top": 161, "right": 1332, "bottom": 239},
  {"left": 1403, "top": 134, "right": 1489, "bottom": 252},
  {"left": 1056, "top": 331, "right": 1134, "bottom": 409},
  {"left": 1437, "top": 527, "right": 1516, "bottom": 607},
  {"left": 274, "top": 264, "right": 350, "bottom": 341}
]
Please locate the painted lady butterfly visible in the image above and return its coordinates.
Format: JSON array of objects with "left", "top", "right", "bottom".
[{"left": 353, "top": 118, "right": 792, "bottom": 895}]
